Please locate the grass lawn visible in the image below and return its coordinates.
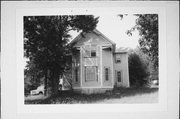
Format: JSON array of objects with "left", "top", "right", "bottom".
[{"left": 25, "top": 87, "right": 158, "bottom": 104}]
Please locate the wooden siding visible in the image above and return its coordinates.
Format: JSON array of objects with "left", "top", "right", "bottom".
[
  {"left": 102, "top": 48, "right": 113, "bottom": 87},
  {"left": 81, "top": 45, "right": 101, "bottom": 87},
  {"left": 71, "top": 30, "right": 129, "bottom": 93},
  {"left": 114, "top": 53, "right": 129, "bottom": 87}
]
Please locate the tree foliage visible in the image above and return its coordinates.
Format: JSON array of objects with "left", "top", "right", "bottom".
[
  {"left": 24, "top": 15, "right": 99, "bottom": 95},
  {"left": 127, "top": 14, "right": 158, "bottom": 69},
  {"left": 128, "top": 49, "right": 151, "bottom": 87}
]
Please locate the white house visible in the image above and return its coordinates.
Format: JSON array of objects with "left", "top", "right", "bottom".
[{"left": 70, "top": 29, "right": 129, "bottom": 94}]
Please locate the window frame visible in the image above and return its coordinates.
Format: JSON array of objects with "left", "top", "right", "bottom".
[
  {"left": 84, "top": 66, "right": 98, "bottom": 82},
  {"left": 75, "top": 67, "right": 79, "bottom": 82},
  {"left": 117, "top": 70, "right": 122, "bottom": 82},
  {"left": 116, "top": 58, "right": 121, "bottom": 63},
  {"left": 105, "top": 67, "right": 109, "bottom": 81},
  {"left": 91, "top": 50, "right": 96, "bottom": 57},
  {"left": 83, "top": 44, "right": 97, "bottom": 58}
]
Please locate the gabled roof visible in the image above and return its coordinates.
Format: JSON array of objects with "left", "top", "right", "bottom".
[
  {"left": 115, "top": 47, "right": 131, "bottom": 53},
  {"left": 69, "top": 29, "right": 116, "bottom": 46},
  {"left": 93, "top": 29, "right": 116, "bottom": 45}
]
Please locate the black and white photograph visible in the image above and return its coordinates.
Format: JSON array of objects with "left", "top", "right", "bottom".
[
  {"left": 24, "top": 14, "right": 159, "bottom": 104},
  {"left": 1, "top": 1, "right": 179, "bottom": 119}
]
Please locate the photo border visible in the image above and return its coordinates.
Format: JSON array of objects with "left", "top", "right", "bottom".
[
  {"left": 16, "top": 6, "right": 167, "bottom": 113},
  {"left": 2, "top": 1, "right": 179, "bottom": 119}
]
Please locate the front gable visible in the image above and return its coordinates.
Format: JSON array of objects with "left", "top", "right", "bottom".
[{"left": 70, "top": 29, "right": 116, "bottom": 47}]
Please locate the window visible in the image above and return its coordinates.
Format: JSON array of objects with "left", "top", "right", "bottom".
[
  {"left": 83, "top": 45, "right": 97, "bottom": 58},
  {"left": 116, "top": 58, "right": 121, "bottom": 63},
  {"left": 84, "top": 45, "right": 97, "bottom": 66},
  {"left": 85, "top": 66, "right": 98, "bottom": 81},
  {"left": 91, "top": 45, "right": 96, "bottom": 57},
  {"left": 117, "top": 71, "right": 122, "bottom": 82},
  {"left": 84, "top": 45, "right": 91, "bottom": 57},
  {"left": 91, "top": 50, "right": 96, "bottom": 57},
  {"left": 105, "top": 68, "right": 109, "bottom": 81},
  {"left": 75, "top": 67, "right": 79, "bottom": 82}
]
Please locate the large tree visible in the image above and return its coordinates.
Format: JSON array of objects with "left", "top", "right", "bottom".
[
  {"left": 127, "top": 14, "right": 158, "bottom": 69},
  {"left": 24, "top": 15, "right": 99, "bottom": 95}
]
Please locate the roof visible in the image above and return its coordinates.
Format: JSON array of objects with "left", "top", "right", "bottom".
[
  {"left": 115, "top": 47, "right": 131, "bottom": 53},
  {"left": 69, "top": 29, "right": 116, "bottom": 46},
  {"left": 93, "top": 29, "right": 116, "bottom": 45}
]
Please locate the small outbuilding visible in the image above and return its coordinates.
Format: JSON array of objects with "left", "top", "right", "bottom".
[{"left": 70, "top": 29, "right": 129, "bottom": 94}]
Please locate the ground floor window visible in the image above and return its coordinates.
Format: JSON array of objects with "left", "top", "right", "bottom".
[
  {"left": 105, "top": 68, "right": 109, "bottom": 81},
  {"left": 75, "top": 67, "right": 79, "bottom": 82},
  {"left": 117, "top": 71, "right": 122, "bottom": 82},
  {"left": 85, "top": 66, "right": 98, "bottom": 82}
]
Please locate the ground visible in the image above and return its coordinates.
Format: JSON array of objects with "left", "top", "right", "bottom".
[{"left": 25, "top": 87, "right": 158, "bottom": 104}]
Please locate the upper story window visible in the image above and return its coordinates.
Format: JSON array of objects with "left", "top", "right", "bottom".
[
  {"left": 116, "top": 58, "right": 121, "bottom": 63},
  {"left": 91, "top": 51, "right": 96, "bottom": 57},
  {"left": 84, "top": 45, "right": 97, "bottom": 58},
  {"left": 115, "top": 54, "right": 121, "bottom": 63}
]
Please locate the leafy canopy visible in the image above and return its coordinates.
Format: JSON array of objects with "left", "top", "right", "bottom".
[
  {"left": 24, "top": 15, "right": 99, "bottom": 93},
  {"left": 126, "top": 14, "right": 158, "bottom": 69}
]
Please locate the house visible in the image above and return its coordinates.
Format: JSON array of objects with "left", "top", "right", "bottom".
[{"left": 70, "top": 29, "right": 129, "bottom": 94}]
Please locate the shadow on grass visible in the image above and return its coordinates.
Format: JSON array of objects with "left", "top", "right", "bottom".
[{"left": 25, "top": 87, "right": 158, "bottom": 104}]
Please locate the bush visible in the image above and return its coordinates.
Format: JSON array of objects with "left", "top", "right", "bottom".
[{"left": 128, "top": 52, "right": 150, "bottom": 87}]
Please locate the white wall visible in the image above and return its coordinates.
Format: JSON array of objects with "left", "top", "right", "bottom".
[{"left": 114, "top": 53, "right": 129, "bottom": 87}]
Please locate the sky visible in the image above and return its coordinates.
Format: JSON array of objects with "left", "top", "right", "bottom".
[{"left": 69, "top": 14, "right": 140, "bottom": 49}]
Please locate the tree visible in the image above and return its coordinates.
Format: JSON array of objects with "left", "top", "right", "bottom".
[
  {"left": 128, "top": 49, "right": 150, "bottom": 87},
  {"left": 127, "top": 14, "right": 158, "bottom": 69},
  {"left": 24, "top": 15, "right": 99, "bottom": 95}
]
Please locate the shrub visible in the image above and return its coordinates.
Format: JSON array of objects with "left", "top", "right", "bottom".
[{"left": 128, "top": 52, "right": 150, "bottom": 87}]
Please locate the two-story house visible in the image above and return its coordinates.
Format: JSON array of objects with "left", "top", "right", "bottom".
[{"left": 69, "top": 29, "right": 129, "bottom": 94}]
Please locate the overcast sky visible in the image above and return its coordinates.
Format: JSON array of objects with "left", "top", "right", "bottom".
[{"left": 70, "top": 14, "right": 140, "bottom": 49}]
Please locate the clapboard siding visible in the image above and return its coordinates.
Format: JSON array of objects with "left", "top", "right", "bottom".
[
  {"left": 114, "top": 53, "right": 129, "bottom": 87},
  {"left": 71, "top": 29, "right": 129, "bottom": 94}
]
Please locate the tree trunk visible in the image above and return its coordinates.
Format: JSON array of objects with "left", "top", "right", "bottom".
[
  {"left": 51, "top": 71, "right": 59, "bottom": 95},
  {"left": 53, "top": 76, "right": 59, "bottom": 95}
]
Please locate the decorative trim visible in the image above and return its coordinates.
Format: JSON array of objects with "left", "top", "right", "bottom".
[
  {"left": 126, "top": 54, "right": 130, "bottom": 87},
  {"left": 80, "top": 47, "right": 83, "bottom": 87},
  {"left": 100, "top": 45, "right": 103, "bottom": 87},
  {"left": 111, "top": 49, "right": 114, "bottom": 86},
  {"left": 69, "top": 29, "right": 116, "bottom": 47}
]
